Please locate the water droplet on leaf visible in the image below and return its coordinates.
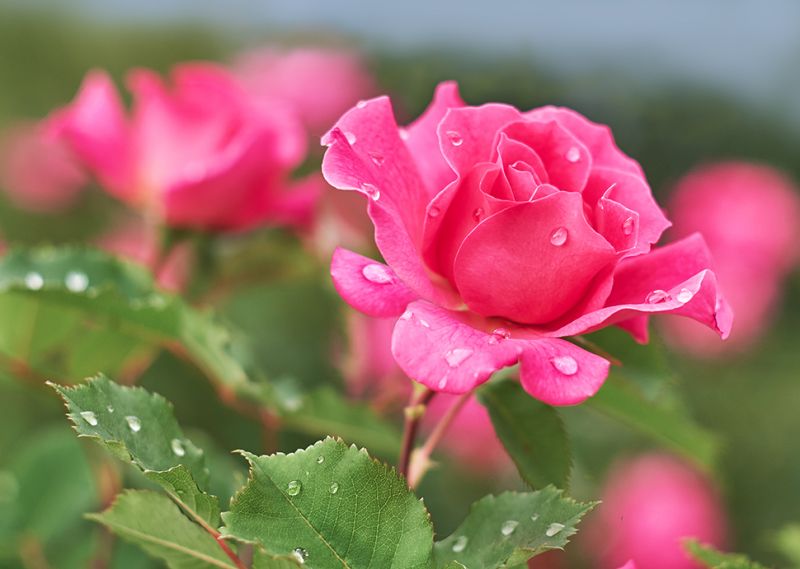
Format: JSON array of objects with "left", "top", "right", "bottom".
[
  {"left": 287, "top": 480, "right": 302, "bottom": 496},
  {"left": 125, "top": 415, "right": 141, "bottom": 433},
  {"left": 501, "top": 520, "right": 519, "bottom": 536},
  {"left": 545, "top": 522, "right": 565, "bottom": 537},
  {"left": 329, "top": 482, "right": 339, "bottom": 494},
  {"left": 171, "top": 439, "right": 186, "bottom": 457},
  {"left": 80, "top": 411, "right": 98, "bottom": 426},
  {"left": 316, "top": 456, "right": 325, "bottom": 464},
  {"left": 24, "top": 272, "right": 43, "bottom": 290},
  {"left": 452, "top": 535, "right": 468, "bottom": 552},
  {"left": 292, "top": 548, "right": 308, "bottom": 564},
  {"left": 65, "top": 271, "right": 89, "bottom": 293}
]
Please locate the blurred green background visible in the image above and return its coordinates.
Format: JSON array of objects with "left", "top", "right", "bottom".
[{"left": 1, "top": 2, "right": 799, "bottom": 568}]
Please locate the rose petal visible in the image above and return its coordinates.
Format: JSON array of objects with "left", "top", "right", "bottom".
[
  {"left": 549, "top": 234, "right": 732, "bottom": 339},
  {"left": 454, "top": 192, "right": 616, "bottom": 324},
  {"left": 331, "top": 248, "right": 419, "bottom": 317},
  {"left": 525, "top": 106, "right": 644, "bottom": 176},
  {"left": 46, "top": 70, "right": 131, "bottom": 197},
  {"left": 595, "top": 196, "right": 639, "bottom": 253},
  {"left": 403, "top": 81, "right": 464, "bottom": 194},
  {"left": 518, "top": 338, "right": 611, "bottom": 405}
]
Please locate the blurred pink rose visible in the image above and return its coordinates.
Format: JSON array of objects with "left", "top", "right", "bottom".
[
  {"left": 235, "top": 47, "right": 376, "bottom": 136},
  {"left": 663, "top": 162, "right": 800, "bottom": 355},
  {"left": 0, "top": 122, "right": 87, "bottom": 213},
  {"left": 584, "top": 454, "right": 726, "bottom": 569},
  {"left": 45, "top": 64, "right": 322, "bottom": 231},
  {"left": 342, "top": 312, "right": 509, "bottom": 471},
  {"left": 325, "top": 82, "right": 731, "bottom": 406},
  {"left": 97, "top": 217, "right": 192, "bottom": 292}
]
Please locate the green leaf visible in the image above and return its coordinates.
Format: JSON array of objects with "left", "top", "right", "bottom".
[
  {"left": 585, "top": 374, "right": 719, "bottom": 470},
  {"left": 0, "top": 247, "right": 249, "bottom": 391},
  {"left": 432, "top": 487, "right": 596, "bottom": 568},
  {"left": 685, "top": 539, "right": 770, "bottom": 569},
  {"left": 222, "top": 437, "right": 434, "bottom": 568},
  {"left": 51, "top": 375, "right": 219, "bottom": 526},
  {"left": 477, "top": 378, "right": 571, "bottom": 489},
  {"left": 775, "top": 524, "right": 800, "bottom": 565},
  {"left": 89, "top": 490, "right": 237, "bottom": 569}
]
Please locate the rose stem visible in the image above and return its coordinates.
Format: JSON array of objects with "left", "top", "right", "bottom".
[{"left": 397, "top": 386, "right": 435, "bottom": 481}]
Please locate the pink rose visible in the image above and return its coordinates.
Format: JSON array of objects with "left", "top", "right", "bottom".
[
  {"left": 584, "top": 454, "right": 726, "bottom": 569},
  {"left": 234, "top": 47, "right": 376, "bottom": 136},
  {"left": 324, "top": 82, "right": 731, "bottom": 405},
  {"left": 0, "top": 122, "right": 87, "bottom": 213},
  {"left": 662, "top": 162, "right": 800, "bottom": 355},
  {"left": 45, "top": 64, "right": 321, "bottom": 231}
]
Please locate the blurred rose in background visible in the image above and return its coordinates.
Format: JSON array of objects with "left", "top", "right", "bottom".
[{"left": 662, "top": 162, "right": 800, "bottom": 356}]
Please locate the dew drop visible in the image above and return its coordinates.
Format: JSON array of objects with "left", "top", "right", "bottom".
[
  {"left": 622, "top": 216, "right": 635, "bottom": 236},
  {"left": 125, "top": 415, "right": 142, "bottom": 433},
  {"left": 676, "top": 288, "right": 694, "bottom": 303},
  {"left": 530, "top": 514, "right": 540, "bottom": 522},
  {"left": 472, "top": 207, "right": 484, "bottom": 222},
  {"left": 361, "top": 263, "right": 393, "bottom": 284},
  {"left": 445, "top": 348, "right": 474, "bottom": 367},
  {"left": 488, "top": 327, "right": 511, "bottom": 345},
  {"left": 400, "top": 310, "right": 413, "bottom": 321},
  {"left": 80, "top": 411, "right": 98, "bottom": 426},
  {"left": 549, "top": 227, "right": 569, "bottom": 247},
  {"left": 106, "top": 405, "right": 114, "bottom": 413},
  {"left": 545, "top": 522, "right": 565, "bottom": 537},
  {"left": 316, "top": 456, "right": 325, "bottom": 464},
  {"left": 368, "top": 151, "right": 384, "bottom": 166},
  {"left": 550, "top": 355, "right": 578, "bottom": 376},
  {"left": 291, "top": 548, "right": 308, "bottom": 564},
  {"left": 501, "top": 520, "right": 519, "bottom": 536},
  {"left": 437, "top": 377, "right": 448, "bottom": 389},
  {"left": 428, "top": 206, "right": 441, "bottom": 218},
  {"left": 398, "top": 128, "right": 410, "bottom": 141},
  {"left": 418, "top": 318, "right": 431, "bottom": 328},
  {"left": 171, "top": 438, "right": 186, "bottom": 457},
  {"left": 646, "top": 289, "right": 670, "bottom": 304},
  {"left": 565, "top": 146, "right": 581, "bottom": 163},
  {"left": 329, "top": 482, "right": 339, "bottom": 494},
  {"left": 452, "top": 535, "right": 468, "bottom": 553},
  {"left": 356, "top": 100, "right": 367, "bottom": 109},
  {"left": 344, "top": 131, "right": 357, "bottom": 145},
  {"left": 24, "top": 272, "right": 44, "bottom": 290},
  {"left": 446, "top": 130, "right": 463, "bottom": 146},
  {"left": 65, "top": 271, "right": 89, "bottom": 293},
  {"left": 286, "top": 480, "right": 302, "bottom": 496},
  {"left": 361, "top": 182, "right": 380, "bottom": 201}
]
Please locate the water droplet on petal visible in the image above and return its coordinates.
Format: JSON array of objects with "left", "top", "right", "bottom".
[
  {"left": 80, "top": 411, "right": 98, "bottom": 426},
  {"left": 677, "top": 288, "right": 694, "bottom": 303},
  {"left": 550, "top": 355, "right": 578, "bottom": 376},
  {"left": 24, "top": 272, "right": 43, "bottom": 290},
  {"left": 398, "top": 128, "right": 410, "bottom": 141},
  {"left": 565, "top": 146, "right": 581, "bottom": 163},
  {"left": 329, "top": 482, "right": 339, "bottom": 494},
  {"left": 125, "top": 416, "right": 141, "bottom": 433},
  {"left": 287, "top": 480, "right": 302, "bottom": 496},
  {"left": 418, "top": 318, "right": 431, "bottom": 328},
  {"left": 646, "top": 289, "right": 670, "bottom": 304},
  {"left": 437, "top": 377, "right": 448, "bottom": 389},
  {"left": 452, "top": 535, "right": 468, "bottom": 553},
  {"left": 368, "top": 151, "right": 384, "bottom": 166},
  {"left": 361, "top": 182, "right": 380, "bottom": 201},
  {"left": 171, "top": 439, "right": 186, "bottom": 457},
  {"left": 446, "top": 130, "right": 463, "bottom": 146},
  {"left": 445, "top": 348, "right": 474, "bottom": 367},
  {"left": 344, "top": 131, "right": 357, "bottom": 145},
  {"left": 361, "top": 263, "right": 393, "bottom": 284},
  {"left": 622, "top": 216, "right": 635, "bottom": 236},
  {"left": 65, "top": 271, "right": 89, "bottom": 293},
  {"left": 545, "top": 522, "right": 565, "bottom": 537},
  {"left": 488, "top": 327, "right": 511, "bottom": 344},
  {"left": 292, "top": 548, "right": 308, "bottom": 564},
  {"left": 356, "top": 100, "right": 367, "bottom": 109},
  {"left": 400, "top": 310, "right": 413, "bottom": 321},
  {"left": 316, "top": 456, "right": 325, "bottom": 464},
  {"left": 549, "top": 227, "right": 568, "bottom": 247},
  {"left": 501, "top": 520, "right": 519, "bottom": 536},
  {"left": 472, "top": 207, "right": 484, "bottom": 222}
]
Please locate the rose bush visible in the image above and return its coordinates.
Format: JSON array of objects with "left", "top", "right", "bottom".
[
  {"left": 44, "top": 64, "right": 320, "bottom": 231},
  {"left": 324, "top": 82, "right": 732, "bottom": 405}
]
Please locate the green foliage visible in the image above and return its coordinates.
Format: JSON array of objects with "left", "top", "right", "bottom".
[
  {"left": 222, "top": 438, "right": 434, "bottom": 569},
  {"left": 431, "top": 488, "right": 596, "bottom": 568},
  {"left": 477, "top": 378, "right": 571, "bottom": 489},
  {"left": 775, "top": 524, "right": 800, "bottom": 565},
  {"left": 685, "top": 540, "right": 770, "bottom": 569}
]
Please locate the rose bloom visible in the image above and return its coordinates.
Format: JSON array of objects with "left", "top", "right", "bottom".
[
  {"left": 324, "top": 82, "right": 731, "bottom": 405},
  {"left": 234, "top": 47, "right": 376, "bottom": 137},
  {"left": 662, "top": 162, "right": 800, "bottom": 356},
  {"left": 44, "top": 64, "right": 320, "bottom": 231},
  {"left": 584, "top": 454, "right": 726, "bottom": 569},
  {"left": 0, "top": 122, "right": 87, "bottom": 213}
]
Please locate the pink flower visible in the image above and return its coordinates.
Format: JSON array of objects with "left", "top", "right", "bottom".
[
  {"left": 662, "top": 162, "right": 800, "bottom": 355},
  {"left": 0, "top": 122, "right": 87, "bottom": 213},
  {"left": 324, "top": 82, "right": 731, "bottom": 405},
  {"left": 45, "top": 64, "right": 322, "bottom": 231},
  {"left": 584, "top": 454, "right": 726, "bottom": 569},
  {"left": 235, "top": 47, "right": 376, "bottom": 136}
]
